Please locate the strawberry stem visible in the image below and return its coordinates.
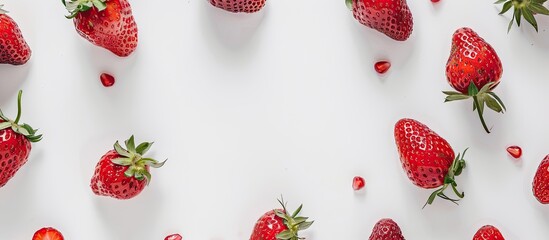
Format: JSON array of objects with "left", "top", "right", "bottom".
[
  {"left": 14, "top": 90, "right": 22, "bottom": 124},
  {"left": 473, "top": 95, "right": 490, "bottom": 133},
  {"left": 423, "top": 149, "right": 467, "bottom": 208}
]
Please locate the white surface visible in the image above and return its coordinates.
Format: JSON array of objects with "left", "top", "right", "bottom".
[{"left": 1, "top": 0, "right": 549, "bottom": 239}]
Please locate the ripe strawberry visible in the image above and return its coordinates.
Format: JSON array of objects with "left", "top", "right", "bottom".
[
  {"left": 495, "top": 0, "right": 549, "bottom": 32},
  {"left": 346, "top": 0, "right": 413, "bottom": 41},
  {"left": 62, "top": 0, "right": 138, "bottom": 57},
  {"left": 90, "top": 136, "right": 166, "bottom": 200},
  {"left": 32, "top": 227, "right": 64, "bottom": 240},
  {"left": 0, "top": 5, "right": 31, "bottom": 65},
  {"left": 394, "top": 118, "right": 467, "bottom": 207},
  {"left": 368, "top": 218, "right": 405, "bottom": 240},
  {"left": 443, "top": 27, "right": 505, "bottom": 134},
  {"left": 209, "top": 0, "right": 266, "bottom": 13},
  {"left": 473, "top": 225, "right": 505, "bottom": 240},
  {"left": 533, "top": 155, "right": 549, "bottom": 204},
  {"left": 250, "top": 198, "right": 313, "bottom": 240},
  {"left": 0, "top": 90, "right": 41, "bottom": 188}
]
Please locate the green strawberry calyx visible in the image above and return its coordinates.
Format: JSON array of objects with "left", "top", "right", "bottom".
[
  {"left": 443, "top": 82, "right": 506, "bottom": 134},
  {"left": 423, "top": 148, "right": 468, "bottom": 208},
  {"left": 495, "top": 0, "right": 549, "bottom": 32},
  {"left": 111, "top": 135, "right": 166, "bottom": 185},
  {"left": 62, "top": 0, "right": 107, "bottom": 19},
  {"left": 345, "top": 0, "right": 354, "bottom": 11},
  {"left": 0, "top": 4, "right": 9, "bottom": 14},
  {"left": 0, "top": 90, "right": 42, "bottom": 143},
  {"left": 274, "top": 197, "right": 314, "bottom": 240}
]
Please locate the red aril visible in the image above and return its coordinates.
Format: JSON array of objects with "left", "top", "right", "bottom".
[
  {"left": 507, "top": 146, "right": 522, "bottom": 159},
  {"left": 374, "top": 61, "right": 391, "bottom": 74},
  {"left": 165, "top": 234, "right": 182, "bottom": 240},
  {"left": 353, "top": 176, "right": 365, "bottom": 190},
  {"left": 100, "top": 73, "right": 115, "bottom": 87}
]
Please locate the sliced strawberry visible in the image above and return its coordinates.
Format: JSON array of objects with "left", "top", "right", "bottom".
[{"left": 32, "top": 227, "right": 64, "bottom": 240}]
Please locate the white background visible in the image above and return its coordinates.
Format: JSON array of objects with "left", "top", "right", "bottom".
[{"left": 0, "top": 0, "right": 549, "bottom": 239}]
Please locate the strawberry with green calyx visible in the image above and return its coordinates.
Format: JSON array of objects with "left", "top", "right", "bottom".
[
  {"left": 443, "top": 27, "right": 505, "bottom": 134},
  {"left": 495, "top": 0, "right": 549, "bottom": 32},
  {"left": 90, "top": 136, "right": 166, "bottom": 200},
  {"left": 250, "top": 198, "right": 313, "bottom": 240},
  {"left": 394, "top": 119, "right": 467, "bottom": 208},
  {"left": 0, "top": 90, "right": 41, "bottom": 188},
  {"left": 62, "top": 0, "right": 138, "bottom": 57}
]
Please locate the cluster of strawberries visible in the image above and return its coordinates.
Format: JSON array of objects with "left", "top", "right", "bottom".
[{"left": 1, "top": 0, "right": 548, "bottom": 239}]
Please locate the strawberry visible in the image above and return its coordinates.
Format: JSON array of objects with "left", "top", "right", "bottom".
[
  {"left": 90, "top": 136, "right": 166, "bottom": 200},
  {"left": 473, "top": 225, "right": 505, "bottom": 240},
  {"left": 394, "top": 118, "right": 467, "bottom": 207},
  {"left": 533, "top": 155, "right": 549, "bottom": 204},
  {"left": 443, "top": 27, "right": 505, "bottom": 134},
  {"left": 62, "top": 0, "right": 138, "bottom": 57},
  {"left": 346, "top": 0, "right": 413, "bottom": 41},
  {"left": 209, "top": 0, "right": 266, "bottom": 13},
  {"left": 0, "top": 90, "right": 41, "bottom": 188},
  {"left": 495, "top": 0, "right": 549, "bottom": 32},
  {"left": 368, "top": 218, "right": 405, "bottom": 240},
  {"left": 32, "top": 227, "right": 64, "bottom": 240},
  {"left": 0, "top": 5, "right": 31, "bottom": 65},
  {"left": 250, "top": 198, "right": 313, "bottom": 240}
]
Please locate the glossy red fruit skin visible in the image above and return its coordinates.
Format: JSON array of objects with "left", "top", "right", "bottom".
[
  {"left": 533, "top": 155, "right": 549, "bottom": 204},
  {"left": 73, "top": 0, "right": 138, "bottom": 57},
  {"left": 209, "top": 0, "right": 266, "bottom": 13},
  {"left": 0, "top": 14, "right": 31, "bottom": 65},
  {"left": 165, "top": 234, "right": 182, "bottom": 240},
  {"left": 353, "top": 176, "right": 366, "bottom": 190},
  {"left": 90, "top": 150, "right": 148, "bottom": 199},
  {"left": 473, "top": 225, "right": 505, "bottom": 240},
  {"left": 352, "top": 0, "right": 413, "bottom": 41},
  {"left": 506, "top": 146, "right": 522, "bottom": 159},
  {"left": 446, "top": 28, "right": 502, "bottom": 94},
  {"left": 0, "top": 120, "right": 31, "bottom": 188},
  {"left": 32, "top": 227, "right": 64, "bottom": 240},
  {"left": 374, "top": 61, "right": 391, "bottom": 74},
  {"left": 250, "top": 209, "right": 287, "bottom": 240},
  {"left": 100, "top": 73, "right": 115, "bottom": 87},
  {"left": 369, "top": 218, "right": 405, "bottom": 240},
  {"left": 394, "top": 118, "right": 455, "bottom": 189}
]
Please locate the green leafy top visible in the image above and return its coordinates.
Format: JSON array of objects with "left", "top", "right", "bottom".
[
  {"left": 0, "top": 4, "right": 8, "bottom": 15},
  {"left": 345, "top": 0, "right": 354, "bottom": 11},
  {"left": 423, "top": 149, "right": 468, "bottom": 208},
  {"left": 61, "top": 0, "right": 107, "bottom": 19},
  {"left": 495, "top": 0, "right": 549, "bottom": 32},
  {"left": 275, "top": 198, "right": 314, "bottom": 240},
  {"left": 111, "top": 136, "right": 166, "bottom": 184},
  {"left": 0, "top": 90, "right": 42, "bottom": 143},
  {"left": 443, "top": 82, "right": 506, "bottom": 134}
]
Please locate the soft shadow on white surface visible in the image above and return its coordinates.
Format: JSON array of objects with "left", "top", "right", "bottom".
[
  {"left": 0, "top": 63, "right": 31, "bottom": 104},
  {"left": 93, "top": 187, "right": 163, "bottom": 239},
  {"left": 201, "top": 2, "right": 266, "bottom": 50}
]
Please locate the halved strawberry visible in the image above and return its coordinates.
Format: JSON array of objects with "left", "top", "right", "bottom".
[{"left": 32, "top": 227, "right": 64, "bottom": 240}]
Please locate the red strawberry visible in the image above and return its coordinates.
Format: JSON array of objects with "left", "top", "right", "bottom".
[
  {"left": 0, "top": 5, "right": 31, "bottom": 65},
  {"left": 495, "top": 0, "right": 549, "bottom": 32},
  {"left": 346, "top": 0, "right": 413, "bottom": 41},
  {"left": 533, "top": 155, "right": 549, "bottom": 204},
  {"left": 90, "top": 136, "right": 166, "bottom": 200},
  {"left": 32, "top": 227, "right": 64, "bottom": 240},
  {"left": 62, "top": 0, "right": 138, "bottom": 57},
  {"left": 394, "top": 118, "right": 467, "bottom": 207},
  {"left": 473, "top": 225, "right": 505, "bottom": 240},
  {"left": 443, "top": 27, "right": 505, "bottom": 134},
  {"left": 368, "top": 218, "right": 405, "bottom": 240},
  {"left": 250, "top": 199, "right": 313, "bottom": 240},
  {"left": 209, "top": 0, "right": 266, "bottom": 13},
  {"left": 0, "top": 90, "right": 41, "bottom": 188}
]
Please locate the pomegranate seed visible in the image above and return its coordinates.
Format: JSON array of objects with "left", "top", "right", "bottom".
[
  {"left": 374, "top": 61, "right": 391, "bottom": 74},
  {"left": 507, "top": 146, "right": 522, "bottom": 159},
  {"left": 431, "top": 0, "right": 440, "bottom": 2},
  {"left": 352, "top": 176, "right": 365, "bottom": 191},
  {"left": 100, "top": 73, "right": 115, "bottom": 87},
  {"left": 165, "top": 234, "right": 182, "bottom": 240}
]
